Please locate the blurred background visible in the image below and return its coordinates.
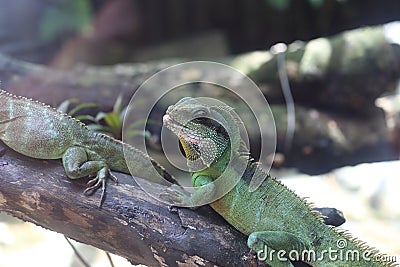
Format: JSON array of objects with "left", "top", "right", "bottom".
[
  {"left": 0, "top": 0, "right": 399, "bottom": 67},
  {"left": 0, "top": 0, "right": 400, "bottom": 266}
]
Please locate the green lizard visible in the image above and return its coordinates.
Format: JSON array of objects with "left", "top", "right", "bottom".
[
  {"left": 0, "top": 90, "right": 175, "bottom": 205},
  {"left": 162, "top": 97, "right": 396, "bottom": 267}
]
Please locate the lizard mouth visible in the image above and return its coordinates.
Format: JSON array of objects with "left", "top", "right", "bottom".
[
  {"left": 163, "top": 110, "right": 230, "bottom": 165},
  {"left": 163, "top": 114, "right": 201, "bottom": 144}
]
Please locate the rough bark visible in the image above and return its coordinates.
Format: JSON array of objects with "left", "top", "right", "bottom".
[{"left": 0, "top": 146, "right": 259, "bottom": 266}]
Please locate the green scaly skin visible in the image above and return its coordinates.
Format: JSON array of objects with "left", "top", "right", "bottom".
[
  {"left": 163, "top": 97, "right": 396, "bottom": 267},
  {"left": 0, "top": 90, "right": 175, "bottom": 205}
]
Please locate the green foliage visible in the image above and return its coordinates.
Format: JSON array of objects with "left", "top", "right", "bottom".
[
  {"left": 57, "top": 96, "right": 153, "bottom": 141},
  {"left": 39, "top": 0, "right": 93, "bottom": 41},
  {"left": 57, "top": 98, "right": 97, "bottom": 115}
]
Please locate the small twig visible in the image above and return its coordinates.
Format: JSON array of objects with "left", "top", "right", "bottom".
[
  {"left": 272, "top": 43, "right": 295, "bottom": 154},
  {"left": 64, "top": 236, "right": 91, "bottom": 267},
  {"left": 105, "top": 252, "right": 115, "bottom": 267}
]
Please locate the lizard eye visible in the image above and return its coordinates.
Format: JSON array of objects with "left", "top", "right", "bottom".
[{"left": 192, "top": 109, "right": 208, "bottom": 118}]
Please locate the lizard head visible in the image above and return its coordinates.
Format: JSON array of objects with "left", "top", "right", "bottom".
[{"left": 163, "top": 97, "right": 242, "bottom": 169}]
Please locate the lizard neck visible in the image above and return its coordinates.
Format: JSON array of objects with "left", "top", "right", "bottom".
[{"left": 192, "top": 147, "right": 231, "bottom": 183}]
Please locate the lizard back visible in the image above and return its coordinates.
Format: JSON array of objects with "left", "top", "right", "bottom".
[{"left": 0, "top": 90, "right": 87, "bottom": 159}]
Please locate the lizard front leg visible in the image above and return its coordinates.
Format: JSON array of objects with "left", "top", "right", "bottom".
[
  {"left": 161, "top": 174, "right": 215, "bottom": 208},
  {"left": 247, "top": 231, "right": 309, "bottom": 267},
  {"left": 62, "top": 146, "right": 117, "bottom": 206}
]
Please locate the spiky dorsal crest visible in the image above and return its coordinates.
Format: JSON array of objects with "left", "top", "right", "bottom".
[
  {"left": 331, "top": 228, "right": 397, "bottom": 266},
  {"left": 0, "top": 89, "right": 89, "bottom": 129}
]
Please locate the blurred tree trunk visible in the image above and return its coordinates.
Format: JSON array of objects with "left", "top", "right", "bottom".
[
  {"left": 1, "top": 24, "right": 399, "bottom": 112},
  {"left": 228, "top": 25, "right": 400, "bottom": 114},
  {"left": 0, "top": 23, "right": 398, "bottom": 171}
]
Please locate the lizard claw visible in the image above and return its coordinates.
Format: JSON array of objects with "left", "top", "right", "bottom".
[
  {"left": 83, "top": 167, "right": 117, "bottom": 207},
  {"left": 109, "top": 172, "right": 119, "bottom": 184},
  {"left": 84, "top": 176, "right": 104, "bottom": 195},
  {"left": 84, "top": 175, "right": 106, "bottom": 207},
  {"left": 86, "top": 176, "right": 101, "bottom": 188}
]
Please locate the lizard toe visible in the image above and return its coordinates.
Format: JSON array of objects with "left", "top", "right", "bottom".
[
  {"left": 84, "top": 177, "right": 102, "bottom": 195},
  {"left": 108, "top": 170, "right": 118, "bottom": 184}
]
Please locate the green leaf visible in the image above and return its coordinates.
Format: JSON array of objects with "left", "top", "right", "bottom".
[
  {"left": 95, "top": 112, "right": 108, "bottom": 122},
  {"left": 57, "top": 98, "right": 80, "bottom": 113},
  {"left": 68, "top": 102, "right": 98, "bottom": 116},
  {"left": 113, "top": 94, "right": 123, "bottom": 115},
  {"left": 104, "top": 113, "right": 122, "bottom": 131}
]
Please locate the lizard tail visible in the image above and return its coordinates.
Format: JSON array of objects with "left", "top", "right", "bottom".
[{"left": 150, "top": 160, "right": 176, "bottom": 185}]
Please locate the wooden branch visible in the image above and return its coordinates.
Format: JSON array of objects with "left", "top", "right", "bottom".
[
  {"left": 0, "top": 145, "right": 347, "bottom": 267},
  {"left": 0, "top": 146, "right": 257, "bottom": 266}
]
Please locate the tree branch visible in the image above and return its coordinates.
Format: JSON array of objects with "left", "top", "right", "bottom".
[{"left": 0, "top": 145, "right": 258, "bottom": 266}]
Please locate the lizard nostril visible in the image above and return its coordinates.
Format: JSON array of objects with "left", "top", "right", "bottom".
[
  {"left": 163, "top": 114, "right": 171, "bottom": 124},
  {"left": 166, "top": 105, "right": 174, "bottom": 114}
]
